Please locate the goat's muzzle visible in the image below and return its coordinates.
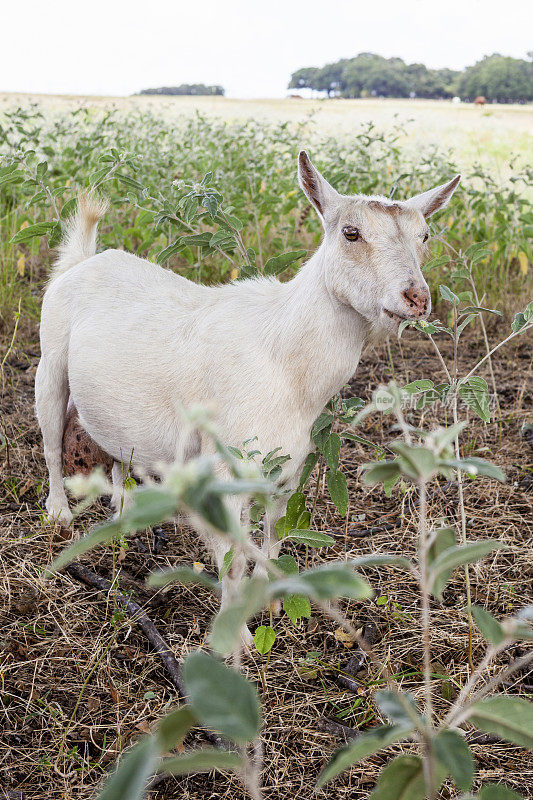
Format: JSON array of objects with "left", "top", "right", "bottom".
[{"left": 400, "top": 283, "right": 431, "bottom": 319}]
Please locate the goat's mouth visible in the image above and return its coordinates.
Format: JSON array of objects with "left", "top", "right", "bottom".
[{"left": 382, "top": 308, "right": 410, "bottom": 324}]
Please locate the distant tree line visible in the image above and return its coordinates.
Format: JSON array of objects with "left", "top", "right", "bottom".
[
  {"left": 139, "top": 84, "right": 225, "bottom": 96},
  {"left": 289, "top": 53, "right": 533, "bottom": 103}
]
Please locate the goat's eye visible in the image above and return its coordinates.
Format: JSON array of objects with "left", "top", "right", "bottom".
[
  {"left": 342, "top": 225, "right": 360, "bottom": 241},
  {"left": 422, "top": 231, "right": 429, "bottom": 243}
]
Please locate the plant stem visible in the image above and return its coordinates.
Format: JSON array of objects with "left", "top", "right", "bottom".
[
  {"left": 385, "top": 336, "right": 395, "bottom": 380},
  {"left": 240, "top": 536, "right": 426, "bottom": 734},
  {"left": 418, "top": 480, "right": 433, "bottom": 726},
  {"left": 462, "top": 324, "right": 531, "bottom": 383},
  {"left": 427, "top": 335, "right": 452, "bottom": 384},
  {"left": 239, "top": 738, "right": 264, "bottom": 800},
  {"left": 443, "top": 644, "right": 498, "bottom": 726},
  {"left": 0, "top": 297, "right": 21, "bottom": 384},
  {"left": 452, "top": 393, "right": 474, "bottom": 671},
  {"left": 422, "top": 751, "right": 437, "bottom": 800},
  {"left": 0, "top": 298, "right": 22, "bottom": 473},
  {"left": 448, "top": 649, "right": 533, "bottom": 729},
  {"left": 468, "top": 274, "right": 501, "bottom": 418},
  {"left": 311, "top": 456, "right": 324, "bottom": 521}
]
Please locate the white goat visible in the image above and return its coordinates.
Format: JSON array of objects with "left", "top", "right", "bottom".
[{"left": 36, "top": 152, "right": 459, "bottom": 617}]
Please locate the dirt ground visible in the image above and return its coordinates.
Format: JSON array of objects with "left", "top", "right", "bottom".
[{"left": 1, "top": 313, "right": 532, "bottom": 799}]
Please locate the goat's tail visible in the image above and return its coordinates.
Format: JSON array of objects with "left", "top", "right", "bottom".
[{"left": 50, "top": 193, "right": 108, "bottom": 282}]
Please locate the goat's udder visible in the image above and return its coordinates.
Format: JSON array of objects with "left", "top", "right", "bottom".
[{"left": 62, "top": 402, "right": 114, "bottom": 477}]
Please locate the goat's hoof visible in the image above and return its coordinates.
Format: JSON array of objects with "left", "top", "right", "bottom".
[
  {"left": 44, "top": 501, "right": 73, "bottom": 526},
  {"left": 111, "top": 491, "right": 133, "bottom": 518},
  {"left": 270, "top": 599, "right": 282, "bottom": 617},
  {"left": 240, "top": 625, "right": 254, "bottom": 651},
  {"left": 252, "top": 563, "right": 268, "bottom": 581}
]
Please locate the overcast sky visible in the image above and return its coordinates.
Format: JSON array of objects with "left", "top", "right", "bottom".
[{"left": 2, "top": 0, "right": 530, "bottom": 97}]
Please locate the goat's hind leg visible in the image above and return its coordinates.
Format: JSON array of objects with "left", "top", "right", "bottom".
[
  {"left": 35, "top": 354, "right": 72, "bottom": 525},
  {"left": 110, "top": 460, "right": 135, "bottom": 518}
]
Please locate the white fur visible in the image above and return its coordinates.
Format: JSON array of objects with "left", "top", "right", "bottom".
[{"left": 35, "top": 156, "right": 460, "bottom": 614}]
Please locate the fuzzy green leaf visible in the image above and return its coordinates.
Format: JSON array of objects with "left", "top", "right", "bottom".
[
  {"left": 468, "top": 696, "right": 533, "bottom": 748},
  {"left": 159, "top": 749, "right": 242, "bottom": 775},
  {"left": 298, "top": 451, "right": 319, "bottom": 488},
  {"left": 283, "top": 529, "right": 334, "bottom": 547},
  {"left": 317, "top": 725, "right": 413, "bottom": 788},
  {"left": 326, "top": 469, "right": 349, "bottom": 516},
  {"left": 120, "top": 488, "right": 178, "bottom": 532},
  {"left": 182, "top": 651, "right": 261, "bottom": 743},
  {"left": 471, "top": 605, "right": 506, "bottom": 645},
  {"left": 433, "top": 730, "right": 474, "bottom": 791},
  {"left": 375, "top": 690, "right": 421, "bottom": 727},
  {"left": 511, "top": 312, "right": 527, "bottom": 333},
  {"left": 458, "top": 376, "right": 490, "bottom": 423},
  {"left": 370, "top": 754, "right": 446, "bottom": 800},
  {"left": 98, "top": 736, "right": 158, "bottom": 800},
  {"left": 271, "top": 562, "right": 372, "bottom": 602},
  {"left": 263, "top": 249, "right": 307, "bottom": 276},
  {"left": 403, "top": 379, "right": 434, "bottom": 394},
  {"left": 362, "top": 460, "right": 401, "bottom": 485},
  {"left": 427, "top": 527, "right": 456, "bottom": 594},
  {"left": 442, "top": 456, "right": 505, "bottom": 482},
  {"left": 11, "top": 221, "right": 54, "bottom": 243},
  {"left": 478, "top": 784, "right": 524, "bottom": 800},
  {"left": 429, "top": 541, "right": 507, "bottom": 598},
  {"left": 210, "top": 577, "right": 268, "bottom": 656},
  {"left": 324, "top": 433, "right": 341, "bottom": 472},
  {"left": 156, "top": 706, "right": 197, "bottom": 752},
  {"left": 389, "top": 442, "right": 437, "bottom": 480},
  {"left": 46, "top": 517, "right": 123, "bottom": 575},
  {"left": 439, "top": 284, "right": 460, "bottom": 305},
  {"left": 350, "top": 554, "right": 413, "bottom": 570}
]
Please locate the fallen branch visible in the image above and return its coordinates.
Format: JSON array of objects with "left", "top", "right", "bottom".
[
  {"left": 327, "top": 521, "right": 402, "bottom": 539},
  {"left": 466, "top": 731, "right": 505, "bottom": 746},
  {"left": 317, "top": 720, "right": 505, "bottom": 747},
  {"left": 317, "top": 717, "right": 360, "bottom": 740},
  {"left": 64, "top": 563, "right": 223, "bottom": 747}
]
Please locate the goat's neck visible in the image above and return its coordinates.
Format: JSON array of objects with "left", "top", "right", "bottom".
[{"left": 275, "top": 245, "right": 368, "bottom": 417}]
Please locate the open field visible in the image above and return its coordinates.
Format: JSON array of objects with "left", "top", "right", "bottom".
[
  {"left": 1, "top": 93, "right": 532, "bottom": 171},
  {"left": 0, "top": 96, "right": 532, "bottom": 799}
]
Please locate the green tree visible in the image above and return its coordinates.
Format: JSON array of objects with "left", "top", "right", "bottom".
[
  {"left": 342, "top": 54, "right": 410, "bottom": 98},
  {"left": 288, "top": 52, "right": 532, "bottom": 102},
  {"left": 139, "top": 84, "right": 225, "bottom": 96},
  {"left": 456, "top": 54, "right": 533, "bottom": 102},
  {"left": 288, "top": 67, "right": 320, "bottom": 91},
  {"left": 315, "top": 60, "right": 350, "bottom": 96}
]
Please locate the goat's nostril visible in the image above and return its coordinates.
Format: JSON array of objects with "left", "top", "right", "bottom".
[{"left": 401, "top": 285, "right": 430, "bottom": 317}]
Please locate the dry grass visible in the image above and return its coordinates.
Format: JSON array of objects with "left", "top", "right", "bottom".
[{"left": 1, "top": 301, "right": 532, "bottom": 799}]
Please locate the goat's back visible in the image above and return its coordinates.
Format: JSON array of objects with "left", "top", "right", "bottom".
[{"left": 40, "top": 248, "right": 304, "bottom": 470}]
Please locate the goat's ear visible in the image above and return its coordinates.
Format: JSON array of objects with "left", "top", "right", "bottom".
[
  {"left": 298, "top": 151, "right": 339, "bottom": 221},
  {"left": 405, "top": 175, "right": 461, "bottom": 218}
]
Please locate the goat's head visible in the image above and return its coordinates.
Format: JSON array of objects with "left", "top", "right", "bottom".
[{"left": 298, "top": 151, "right": 460, "bottom": 335}]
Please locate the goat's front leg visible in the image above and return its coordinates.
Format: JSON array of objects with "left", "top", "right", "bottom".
[
  {"left": 253, "top": 497, "right": 285, "bottom": 578},
  {"left": 35, "top": 355, "right": 72, "bottom": 525},
  {"left": 252, "top": 497, "right": 289, "bottom": 616},
  {"left": 202, "top": 495, "right": 253, "bottom": 648}
]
